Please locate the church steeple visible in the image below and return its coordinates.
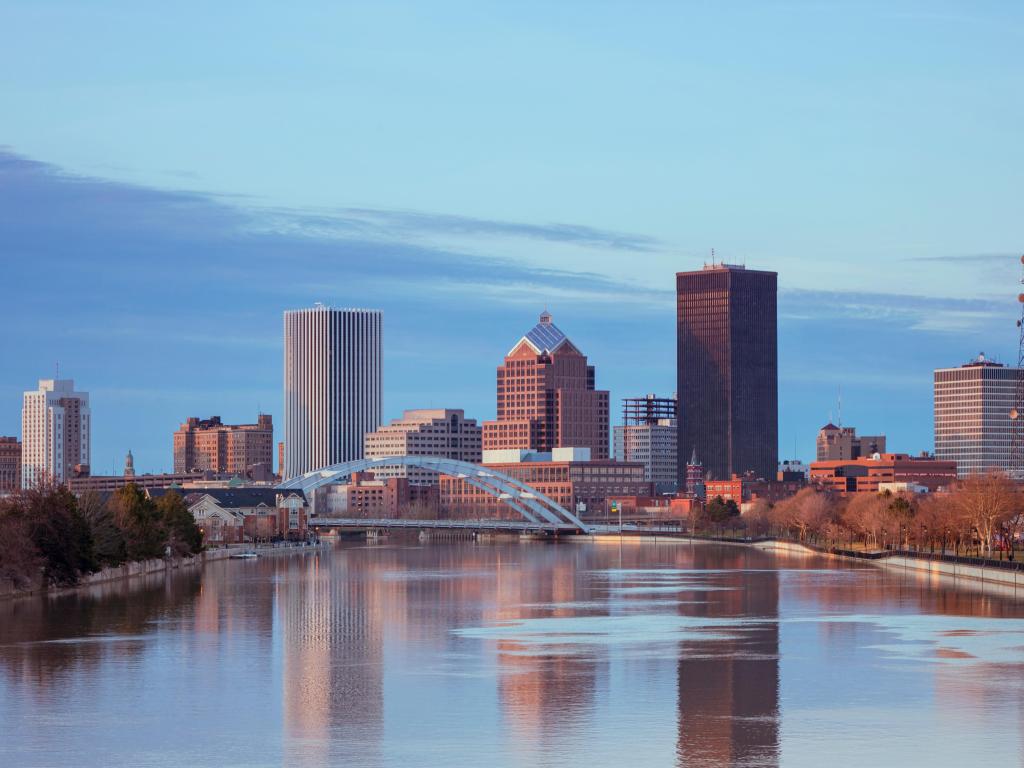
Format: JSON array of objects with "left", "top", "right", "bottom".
[{"left": 124, "top": 449, "right": 135, "bottom": 478}]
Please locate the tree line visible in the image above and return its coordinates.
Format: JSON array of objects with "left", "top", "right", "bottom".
[
  {"left": 694, "top": 471, "right": 1024, "bottom": 560},
  {"left": 0, "top": 484, "right": 203, "bottom": 588}
]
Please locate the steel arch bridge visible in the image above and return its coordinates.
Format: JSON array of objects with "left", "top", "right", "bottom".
[{"left": 277, "top": 456, "right": 589, "bottom": 532}]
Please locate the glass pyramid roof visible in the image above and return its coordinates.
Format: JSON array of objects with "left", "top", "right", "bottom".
[{"left": 520, "top": 311, "right": 569, "bottom": 354}]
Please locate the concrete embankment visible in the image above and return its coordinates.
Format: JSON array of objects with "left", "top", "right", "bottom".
[
  {"left": 584, "top": 534, "right": 1024, "bottom": 593},
  {"left": 752, "top": 539, "right": 1024, "bottom": 591}
]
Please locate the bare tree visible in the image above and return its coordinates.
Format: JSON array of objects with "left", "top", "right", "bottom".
[{"left": 949, "top": 472, "right": 1018, "bottom": 558}]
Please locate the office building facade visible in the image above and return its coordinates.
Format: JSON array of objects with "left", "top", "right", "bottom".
[
  {"left": 21, "top": 379, "right": 90, "bottom": 488},
  {"left": 483, "top": 311, "right": 609, "bottom": 459},
  {"left": 613, "top": 394, "right": 678, "bottom": 494},
  {"left": 816, "top": 424, "right": 886, "bottom": 461},
  {"left": 934, "top": 354, "right": 1018, "bottom": 478},
  {"left": 283, "top": 306, "right": 382, "bottom": 480},
  {"left": 676, "top": 264, "right": 778, "bottom": 483},
  {"left": 364, "top": 409, "right": 482, "bottom": 485}
]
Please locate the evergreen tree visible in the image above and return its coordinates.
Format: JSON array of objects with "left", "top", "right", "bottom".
[{"left": 155, "top": 492, "right": 203, "bottom": 556}]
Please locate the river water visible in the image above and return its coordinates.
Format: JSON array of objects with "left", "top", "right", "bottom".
[{"left": 2, "top": 539, "right": 1024, "bottom": 768}]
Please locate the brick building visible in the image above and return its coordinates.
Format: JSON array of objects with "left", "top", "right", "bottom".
[
  {"left": 0, "top": 437, "right": 21, "bottom": 493},
  {"left": 173, "top": 414, "right": 274, "bottom": 477},
  {"left": 439, "top": 448, "right": 649, "bottom": 521},
  {"left": 483, "top": 311, "right": 610, "bottom": 460},
  {"left": 816, "top": 423, "right": 886, "bottom": 461},
  {"left": 316, "top": 471, "right": 414, "bottom": 518},
  {"left": 810, "top": 453, "right": 957, "bottom": 495}
]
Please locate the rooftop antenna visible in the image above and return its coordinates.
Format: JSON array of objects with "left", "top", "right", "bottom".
[
  {"left": 1011, "top": 255, "right": 1024, "bottom": 479},
  {"left": 838, "top": 386, "right": 842, "bottom": 428}
]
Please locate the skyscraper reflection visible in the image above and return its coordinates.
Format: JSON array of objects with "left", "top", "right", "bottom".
[{"left": 676, "top": 548, "right": 780, "bottom": 768}]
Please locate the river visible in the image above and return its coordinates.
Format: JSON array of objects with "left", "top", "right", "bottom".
[{"left": 2, "top": 538, "right": 1023, "bottom": 767}]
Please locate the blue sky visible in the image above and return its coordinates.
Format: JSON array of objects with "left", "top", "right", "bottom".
[{"left": 1, "top": 1, "right": 1021, "bottom": 473}]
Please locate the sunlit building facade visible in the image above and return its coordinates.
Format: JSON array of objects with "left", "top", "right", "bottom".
[
  {"left": 934, "top": 354, "right": 1018, "bottom": 478},
  {"left": 483, "top": 311, "right": 610, "bottom": 460},
  {"left": 283, "top": 306, "right": 382, "bottom": 480},
  {"left": 21, "top": 379, "right": 90, "bottom": 488}
]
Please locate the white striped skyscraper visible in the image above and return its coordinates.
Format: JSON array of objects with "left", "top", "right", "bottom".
[{"left": 283, "top": 306, "right": 383, "bottom": 480}]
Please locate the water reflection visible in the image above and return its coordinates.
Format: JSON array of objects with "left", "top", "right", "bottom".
[
  {"left": 674, "top": 549, "right": 779, "bottom": 768},
  {"left": 2, "top": 540, "right": 1024, "bottom": 768}
]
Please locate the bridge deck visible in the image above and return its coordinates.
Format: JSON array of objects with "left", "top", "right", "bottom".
[{"left": 311, "top": 518, "right": 580, "bottom": 533}]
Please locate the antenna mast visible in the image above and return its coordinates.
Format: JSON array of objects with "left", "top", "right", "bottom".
[{"left": 1012, "top": 255, "right": 1024, "bottom": 480}]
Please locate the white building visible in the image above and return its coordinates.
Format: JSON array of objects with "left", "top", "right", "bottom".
[
  {"left": 21, "top": 379, "right": 90, "bottom": 489},
  {"left": 614, "top": 395, "right": 678, "bottom": 494},
  {"left": 364, "top": 409, "right": 482, "bottom": 485},
  {"left": 934, "top": 354, "right": 1018, "bottom": 478},
  {"left": 283, "top": 306, "right": 383, "bottom": 480}
]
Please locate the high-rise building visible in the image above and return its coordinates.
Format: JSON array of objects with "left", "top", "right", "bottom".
[
  {"left": 21, "top": 379, "right": 90, "bottom": 488},
  {"left": 934, "top": 354, "right": 1018, "bottom": 478},
  {"left": 364, "top": 409, "right": 482, "bottom": 485},
  {"left": 816, "top": 424, "right": 886, "bottom": 461},
  {"left": 173, "top": 415, "right": 274, "bottom": 476},
  {"left": 283, "top": 305, "right": 383, "bottom": 480},
  {"left": 613, "top": 394, "right": 678, "bottom": 494},
  {"left": 676, "top": 264, "right": 778, "bottom": 483},
  {"left": 482, "top": 311, "right": 609, "bottom": 459},
  {"left": 0, "top": 437, "right": 21, "bottom": 493}
]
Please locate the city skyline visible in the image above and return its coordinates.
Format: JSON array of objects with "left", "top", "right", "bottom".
[{"left": 2, "top": 2, "right": 1022, "bottom": 474}]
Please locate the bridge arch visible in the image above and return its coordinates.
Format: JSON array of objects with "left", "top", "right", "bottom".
[{"left": 277, "top": 456, "right": 589, "bottom": 532}]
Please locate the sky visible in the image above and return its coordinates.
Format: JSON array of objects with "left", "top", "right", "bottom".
[{"left": 1, "top": 1, "right": 1022, "bottom": 474}]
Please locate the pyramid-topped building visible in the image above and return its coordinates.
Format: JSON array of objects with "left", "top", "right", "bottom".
[{"left": 484, "top": 311, "right": 609, "bottom": 459}]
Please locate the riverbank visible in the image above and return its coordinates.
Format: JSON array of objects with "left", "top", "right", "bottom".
[
  {"left": 0, "top": 541, "right": 330, "bottom": 600},
  {"left": 586, "top": 531, "right": 1024, "bottom": 593}
]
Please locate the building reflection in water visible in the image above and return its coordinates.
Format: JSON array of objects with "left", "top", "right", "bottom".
[
  {"left": 492, "top": 550, "right": 603, "bottom": 746},
  {"left": 675, "top": 547, "right": 779, "bottom": 768},
  {"left": 280, "top": 551, "right": 387, "bottom": 768}
]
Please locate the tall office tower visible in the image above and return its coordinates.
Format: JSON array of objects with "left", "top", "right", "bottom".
[
  {"left": 482, "top": 311, "right": 610, "bottom": 459},
  {"left": 283, "top": 306, "right": 382, "bottom": 480},
  {"left": 364, "top": 409, "right": 482, "bottom": 485},
  {"left": 934, "top": 353, "right": 1018, "bottom": 478},
  {"left": 0, "top": 437, "right": 21, "bottom": 493},
  {"left": 21, "top": 379, "right": 91, "bottom": 488},
  {"left": 676, "top": 264, "right": 778, "bottom": 483},
  {"left": 613, "top": 394, "right": 678, "bottom": 493},
  {"left": 173, "top": 414, "right": 274, "bottom": 475}
]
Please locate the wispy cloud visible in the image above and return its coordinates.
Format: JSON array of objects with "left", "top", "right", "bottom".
[
  {"left": 904, "top": 253, "right": 1018, "bottom": 264},
  {"left": 256, "top": 206, "right": 663, "bottom": 253}
]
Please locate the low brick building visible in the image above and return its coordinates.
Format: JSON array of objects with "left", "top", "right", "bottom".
[
  {"left": 0, "top": 437, "right": 21, "bottom": 494},
  {"left": 810, "top": 453, "right": 957, "bottom": 495},
  {"left": 439, "top": 448, "right": 649, "bottom": 521}
]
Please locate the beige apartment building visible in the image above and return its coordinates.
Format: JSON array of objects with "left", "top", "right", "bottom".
[{"left": 364, "top": 409, "right": 482, "bottom": 485}]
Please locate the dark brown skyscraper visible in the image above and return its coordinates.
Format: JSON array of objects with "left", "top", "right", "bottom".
[{"left": 676, "top": 264, "right": 778, "bottom": 482}]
